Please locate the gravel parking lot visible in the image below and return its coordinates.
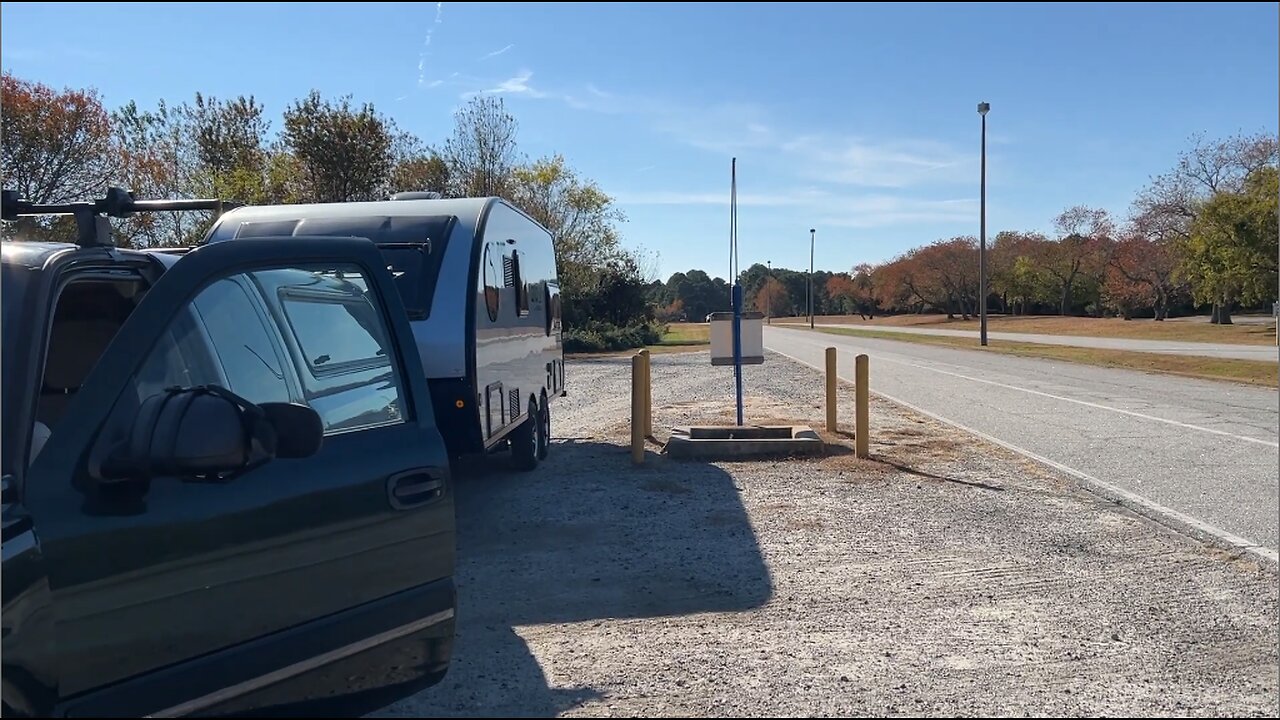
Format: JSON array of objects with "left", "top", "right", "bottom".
[{"left": 373, "top": 351, "right": 1278, "bottom": 718}]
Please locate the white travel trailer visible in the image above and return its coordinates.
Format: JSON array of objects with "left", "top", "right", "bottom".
[{"left": 203, "top": 194, "right": 564, "bottom": 470}]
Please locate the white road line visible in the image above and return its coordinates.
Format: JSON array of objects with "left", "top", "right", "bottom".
[
  {"left": 771, "top": 328, "right": 1279, "bottom": 449},
  {"left": 766, "top": 344, "right": 1279, "bottom": 566}
]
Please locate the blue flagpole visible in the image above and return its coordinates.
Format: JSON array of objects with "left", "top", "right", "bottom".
[{"left": 732, "top": 282, "right": 743, "bottom": 426}]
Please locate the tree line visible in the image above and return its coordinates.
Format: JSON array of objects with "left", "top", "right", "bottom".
[
  {"left": 5, "top": 72, "right": 1273, "bottom": 341},
  {"left": 651, "top": 132, "right": 1277, "bottom": 325},
  {"left": 1, "top": 72, "right": 653, "bottom": 341}
]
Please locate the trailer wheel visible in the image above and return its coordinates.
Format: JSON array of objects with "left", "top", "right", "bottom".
[
  {"left": 510, "top": 399, "right": 539, "bottom": 471},
  {"left": 537, "top": 392, "right": 550, "bottom": 460}
]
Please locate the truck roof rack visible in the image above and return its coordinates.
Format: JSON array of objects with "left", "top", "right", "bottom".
[{"left": 1, "top": 186, "right": 241, "bottom": 248}]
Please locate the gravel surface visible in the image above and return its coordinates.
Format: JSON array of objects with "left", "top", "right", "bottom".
[
  {"left": 766, "top": 325, "right": 1280, "bottom": 555},
  {"left": 372, "top": 351, "right": 1279, "bottom": 718}
]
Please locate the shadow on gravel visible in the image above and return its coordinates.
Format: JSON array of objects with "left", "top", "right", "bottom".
[
  {"left": 370, "top": 436, "right": 772, "bottom": 718},
  {"left": 882, "top": 461, "right": 1005, "bottom": 492},
  {"left": 823, "top": 440, "right": 1006, "bottom": 492}
]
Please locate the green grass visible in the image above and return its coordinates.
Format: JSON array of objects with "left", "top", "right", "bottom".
[
  {"left": 655, "top": 322, "right": 710, "bottom": 347},
  {"left": 814, "top": 326, "right": 1278, "bottom": 388}
]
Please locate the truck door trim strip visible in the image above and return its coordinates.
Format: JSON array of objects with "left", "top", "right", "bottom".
[{"left": 142, "top": 608, "right": 455, "bottom": 718}]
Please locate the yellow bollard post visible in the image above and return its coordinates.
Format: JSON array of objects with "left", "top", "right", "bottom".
[
  {"left": 855, "top": 354, "right": 870, "bottom": 458},
  {"left": 639, "top": 348, "right": 652, "bottom": 438},
  {"left": 825, "top": 347, "right": 837, "bottom": 433},
  {"left": 631, "top": 353, "right": 645, "bottom": 464}
]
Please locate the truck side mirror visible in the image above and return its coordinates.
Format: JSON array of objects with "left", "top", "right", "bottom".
[
  {"left": 260, "top": 401, "right": 324, "bottom": 459},
  {"left": 101, "top": 387, "right": 322, "bottom": 481}
]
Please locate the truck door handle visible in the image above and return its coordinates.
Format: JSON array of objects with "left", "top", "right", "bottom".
[{"left": 387, "top": 469, "right": 445, "bottom": 510}]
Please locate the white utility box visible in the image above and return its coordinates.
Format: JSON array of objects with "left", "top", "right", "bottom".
[{"left": 707, "top": 311, "right": 765, "bottom": 366}]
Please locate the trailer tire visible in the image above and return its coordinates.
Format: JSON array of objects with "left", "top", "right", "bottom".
[
  {"left": 511, "top": 399, "right": 539, "bottom": 472},
  {"left": 537, "top": 392, "right": 550, "bottom": 460}
]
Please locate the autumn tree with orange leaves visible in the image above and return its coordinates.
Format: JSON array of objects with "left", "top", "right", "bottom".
[
  {"left": 1105, "top": 232, "right": 1185, "bottom": 320},
  {"left": 1, "top": 73, "right": 115, "bottom": 204},
  {"left": 753, "top": 276, "right": 793, "bottom": 317}
]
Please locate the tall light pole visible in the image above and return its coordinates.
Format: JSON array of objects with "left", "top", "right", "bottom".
[
  {"left": 809, "top": 228, "right": 816, "bottom": 329},
  {"left": 978, "top": 101, "right": 989, "bottom": 347}
]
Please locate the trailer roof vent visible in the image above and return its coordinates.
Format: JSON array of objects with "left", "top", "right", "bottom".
[{"left": 390, "top": 191, "right": 443, "bottom": 201}]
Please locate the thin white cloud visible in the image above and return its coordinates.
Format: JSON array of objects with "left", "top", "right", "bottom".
[
  {"left": 417, "top": 2, "right": 445, "bottom": 87},
  {"left": 463, "top": 69, "right": 549, "bottom": 99},
  {"left": 614, "top": 189, "right": 831, "bottom": 207},
  {"left": 492, "top": 69, "right": 541, "bottom": 95},
  {"left": 652, "top": 101, "right": 777, "bottom": 154},
  {"left": 613, "top": 187, "right": 975, "bottom": 227},
  {"left": 455, "top": 75, "right": 628, "bottom": 113},
  {"left": 480, "top": 44, "right": 514, "bottom": 60},
  {"left": 450, "top": 72, "right": 973, "bottom": 195},
  {"left": 785, "top": 136, "right": 972, "bottom": 188},
  {"left": 816, "top": 196, "right": 977, "bottom": 228},
  {"left": 580, "top": 89, "right": 975, "bottom": 190},
  {"left": 647, "top": 99, "right": 971, "bottom": 188}
]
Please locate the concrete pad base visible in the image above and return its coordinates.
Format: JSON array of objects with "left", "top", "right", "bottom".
[{"left": 663, "top": 425, "right": 824, "bottom": 460}]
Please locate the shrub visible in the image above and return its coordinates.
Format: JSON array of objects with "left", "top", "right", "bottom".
[{"left": 564, "top": 320, "right": 662, "bottom": 353}]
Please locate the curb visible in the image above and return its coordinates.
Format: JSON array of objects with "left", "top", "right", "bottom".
[{"left": 765, "top": 347, "right": 1279, "bottom": 571}]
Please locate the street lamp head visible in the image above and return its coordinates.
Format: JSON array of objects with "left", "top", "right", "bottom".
[
  {"left": 977, "top": 102, "right": 990, "bottom": 116},
  {"left": 809, "top": 228, "right": 815, "bottom": 234}
]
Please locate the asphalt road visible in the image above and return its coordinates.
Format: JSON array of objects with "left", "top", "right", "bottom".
[
  {"left": 798, "top": 322, "right": 1279, "bottom": 362},
  {"left": 764, "top": 326, "right": 1280, "bottom": 556}
]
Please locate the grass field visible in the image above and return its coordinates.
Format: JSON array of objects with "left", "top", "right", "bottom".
[
  {"left": 779, "top": 313, "right": 1277, "bottom": 345},
  {"left": 647, "top": 321, "right": 710, "bottom": 353},
  {"left": 815, "top": 326, "right": 1279, "bottom": 388},
  {"left": 658, "top": 322, "right": 710, "bottom": 345}
]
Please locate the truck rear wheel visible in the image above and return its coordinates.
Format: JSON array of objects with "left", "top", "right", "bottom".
[{"left": 510, "top": 399, "right": 539, "bottom": 472}]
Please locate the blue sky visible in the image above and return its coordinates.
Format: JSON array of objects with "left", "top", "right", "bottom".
[{"left": 3, "top": 2, "right": 1276, "bottom": 281}]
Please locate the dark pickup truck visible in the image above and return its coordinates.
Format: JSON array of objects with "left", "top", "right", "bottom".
[{"left": 1, "top": 190, "right": 457, "bottom": 717}]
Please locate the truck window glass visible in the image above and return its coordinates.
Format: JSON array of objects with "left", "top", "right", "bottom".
[
  {"left": 0, "top": 266, "right": 29, "bottom": 458},
  {"left": 189, "top": 278, "right": 292, "bottom": 405},
  {"left": 36, "top": 277, "right": 146, "bottom": 446},
  {"left": 127, "top": 265, "right": 406, "bottom": 437}
]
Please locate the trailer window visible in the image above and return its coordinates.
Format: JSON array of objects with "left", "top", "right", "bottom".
[
  {"left": 483, "top": 243, "right": 501, "bottom": 322},
  {"left": 379, "top": 245, "right": 428, "bottom": 319},
  {"left": 283, "top": 297, "right": 388, "bottom": 374},
  {"left": 226, "top": 215, "right": 455, "bottom": 319},
  {"left": 272, "top": 266, "right": 404, "bottom": 433},
  {"left": 511, "top": 250, "right": 529, "bottom": 316}
]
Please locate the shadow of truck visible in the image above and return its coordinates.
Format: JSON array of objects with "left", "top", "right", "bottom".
[{"left": 370, "top": 437, "right": 773, "bottom": 717}]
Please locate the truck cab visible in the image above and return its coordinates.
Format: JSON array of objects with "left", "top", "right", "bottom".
[{"left": 1, "top": 190, "right": 457, "bottom": 717}]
